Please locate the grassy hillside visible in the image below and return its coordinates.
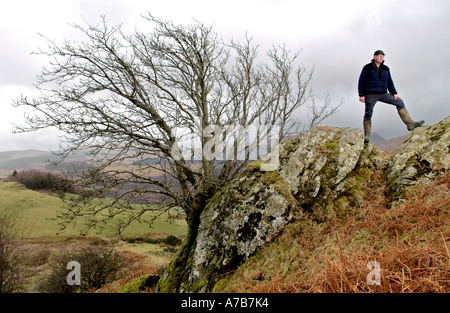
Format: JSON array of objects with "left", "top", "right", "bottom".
[
  {"left": 0, "top": 180, "right": 187, "bottom": 293},
  {"left": 0, "top": 181, "right": 186, "bottom": 238},
  {"left": 214, "top": 171, "right": 450, "bottom": 293}
]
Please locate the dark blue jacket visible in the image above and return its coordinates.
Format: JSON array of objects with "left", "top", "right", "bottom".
[{"left": 358, "top": 60, "right": 398, "bottom": 97}]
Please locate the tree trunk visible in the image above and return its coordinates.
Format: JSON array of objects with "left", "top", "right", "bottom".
[{"left": 156, "top": 190, "right": 207, "bottom": 292}]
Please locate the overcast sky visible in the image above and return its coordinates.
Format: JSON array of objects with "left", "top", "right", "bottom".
[{"left": 1, "top": 0, "right": 449, "bottom": 152}]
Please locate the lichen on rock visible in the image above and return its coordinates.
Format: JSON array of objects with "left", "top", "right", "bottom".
[
  {"left": 179, "top": 168, "right": 298, "bottom": 292},
  {"left": 170, "top": 125, "right": 373, "bottom": 292},
  {"left": 278, "top": 127, "right": 365, "bottom": 214},
  {"left": 385, "top": 116, "right": 450, "bottom": 201}
]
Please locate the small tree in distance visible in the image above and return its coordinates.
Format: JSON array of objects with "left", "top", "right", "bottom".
[{"left": 13, "top": 14, "right": 340, "bottom": 290}]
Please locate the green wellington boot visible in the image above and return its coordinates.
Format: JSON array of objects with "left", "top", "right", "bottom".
[
  {"left": 398, "top": 108, "right": 425, "bottom": 131},
  {"left": 363, "top": 120, "right": 372, "bottom": 144}
]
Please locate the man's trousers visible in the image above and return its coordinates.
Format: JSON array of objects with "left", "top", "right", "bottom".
[{"left": 364, "top": 93, "right": 406, "bottom": 121}]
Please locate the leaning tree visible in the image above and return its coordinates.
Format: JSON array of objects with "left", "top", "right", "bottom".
[{"left": 13, "top": 14, "right": 339, "bottom": 251}]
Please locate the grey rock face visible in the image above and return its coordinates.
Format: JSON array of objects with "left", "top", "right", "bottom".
[
  {"left": 385, "top": 116, "right": 450, "bottom": 199},
  {"left": 279, "top": 127, "right": 364, "bottom": 205},
  {"left": 180, "top": 126, "right": 367, "bottom": 292},
  {"left": 180, "top": 170, "right": 297, "bottom": 292}
]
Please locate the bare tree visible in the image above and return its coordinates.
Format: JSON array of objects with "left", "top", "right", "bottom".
[{"left": 13, "top": 15, "right": 339, "bottom": 239}]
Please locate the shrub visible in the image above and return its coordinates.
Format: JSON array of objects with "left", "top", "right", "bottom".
[
  {"left": 5, "top": 169, "right": 81, "bottom": 194},
  {"left": 0, "top": 213, "right": 26, "bottom": 293},
  {"left": 163, "top": 235, "right": 182, "bottom": 246},
  {"left": 5, "top": 169, "right": 62, "bottom": 191},
  {"left": 39, "top": 246, "right": 123, "bottom": 293},
  {"left": 124, "top": 234, "right": 182, "bottom": 246}
]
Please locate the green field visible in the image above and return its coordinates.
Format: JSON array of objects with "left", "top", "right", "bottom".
[{"left": 0, "top": 180, "right": 186, "bottom": 239}]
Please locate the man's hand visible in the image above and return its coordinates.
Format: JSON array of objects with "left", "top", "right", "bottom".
[
  {"left": 394, "top": 94, "right": 400, "bottom": 100},
  {"left": 359, "top": 96, "right": 365, "bottom": 103}
]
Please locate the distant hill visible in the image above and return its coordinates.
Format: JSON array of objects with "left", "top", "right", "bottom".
[
  {"left": 373, "top": 134, "right": 409, "bottom": 153},
  {"left": 370, "top": 132, "right": 386, "bottom": 143},
  {"left": 0, "top": 150, "right": 54, "bottom": 177},
  {"left": 0, "top": 150, "right": 90, "bottom": 178}
]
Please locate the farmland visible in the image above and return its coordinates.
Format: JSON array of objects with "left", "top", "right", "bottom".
[{"left": 0, "top": 180, "right": 187, "bottom": 292}]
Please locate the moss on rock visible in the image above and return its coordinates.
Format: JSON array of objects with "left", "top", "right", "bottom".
[{"left": 120, "top": 275, "right": 160, "bottom": 293}]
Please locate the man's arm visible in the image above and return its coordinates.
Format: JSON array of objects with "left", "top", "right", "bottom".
[
  {"left": 387, "top": 70, "right": 398, "bottom": 96},
  {"left": 358, "top": 66, "right": 367, "bottom": 103},
  {"left": 358, "top": 67, "right": 367, "bottom": 97}
]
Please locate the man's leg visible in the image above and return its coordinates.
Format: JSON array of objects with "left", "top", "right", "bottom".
[
  {"left": 363, "top": 94, "right": 379, "bottom": 143},
  {"left": 379, "top": 94, "right": 425, "bottom": 131}
]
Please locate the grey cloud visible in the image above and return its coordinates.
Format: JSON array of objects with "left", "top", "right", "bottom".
[
  {"left": 1, "top": 0, "right": 450, "bottom": 150},
  {"left": 0, "top": 128, "right": 61, "bottom": 152},
  {"left": 298, "top": 0, "right": 450, "bottom": 139},
  {"left": 0, "top": 31, "right": 41, "bottom": 86}
]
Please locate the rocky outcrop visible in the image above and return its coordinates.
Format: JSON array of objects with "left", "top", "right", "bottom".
[
  {"left": 157, "top": 116, "right": 450, "bottom": 293},
  {"left": 158, "top": 125, "right": 378, "bottom": 292},
  {"left": 385, "top": 116, "right": 450, "bottom": 201}
]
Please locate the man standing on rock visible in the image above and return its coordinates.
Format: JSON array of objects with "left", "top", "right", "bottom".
[{"left": 358, "top": 50, "right": 424, "bottom": 143}]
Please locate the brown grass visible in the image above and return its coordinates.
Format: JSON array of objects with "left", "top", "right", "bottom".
[
  {"left": 95, "top": 263, "right": 160, "bottom": 293},
  {"left": 216, "top": 171, "right": 450, "bottom": 293}
]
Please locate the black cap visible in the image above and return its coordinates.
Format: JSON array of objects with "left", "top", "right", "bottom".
[{"left": 374, "top": 50, "right": 385, "bottom": 56}]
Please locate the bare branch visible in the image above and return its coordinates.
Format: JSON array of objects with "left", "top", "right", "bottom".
[{"left": 13, "top": 15, "right": 340, "bottom": 236}]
